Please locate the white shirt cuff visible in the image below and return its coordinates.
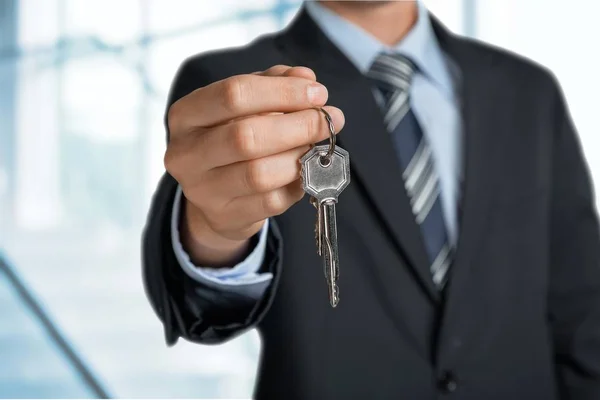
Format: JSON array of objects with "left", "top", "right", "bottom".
[{"left": 170, "top": 186, "right": 272, "bottom": 290}]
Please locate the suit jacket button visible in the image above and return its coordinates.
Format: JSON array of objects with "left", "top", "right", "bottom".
[{"left": 438, "top": 371, "right": 458, "bottom": 394}]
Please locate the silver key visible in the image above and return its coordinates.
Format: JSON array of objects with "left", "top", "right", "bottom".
[
  {"left": 321, "top": 199, "right": 339, "bottom": 306},
  {"left": 301, "top": 144, "right": 350, "bottom": 307},
  {"left": 309, "top": 196, "right": 322, "bottom": 256}
]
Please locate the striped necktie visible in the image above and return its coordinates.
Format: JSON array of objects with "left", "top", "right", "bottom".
[{"left": 367, "top": 52, "right": 452, "bottom": 289}]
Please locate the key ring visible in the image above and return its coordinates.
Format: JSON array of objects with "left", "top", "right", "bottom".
[{"left": 316, "top": 107, "right": 336, "bottom": 166}]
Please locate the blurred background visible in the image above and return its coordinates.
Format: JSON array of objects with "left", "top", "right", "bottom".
[{"left": 0, "top": 0, "right": 599, "bottom": 398}]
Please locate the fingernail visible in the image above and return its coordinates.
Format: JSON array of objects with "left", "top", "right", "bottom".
[{"left": 307, "top": 83, "right": 328, "bottom": 105}]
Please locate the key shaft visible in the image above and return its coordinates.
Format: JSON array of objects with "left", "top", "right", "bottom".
[
  {"left": 310, "top": 196, "right": 323, "bottom": 256},
  {"left": 320, "top": 199, "right": 339, "bottom": 307}
]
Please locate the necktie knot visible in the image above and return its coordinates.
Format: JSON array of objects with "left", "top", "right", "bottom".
[{"left": 367, "top": 52, "right": 417, "bottom": 96}]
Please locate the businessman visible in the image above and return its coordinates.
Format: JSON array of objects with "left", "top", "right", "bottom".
[{"left": 143, "top": 1, "right": 600, "bottom": 399}]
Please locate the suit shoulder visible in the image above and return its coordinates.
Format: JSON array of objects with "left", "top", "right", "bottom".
[{"left": 456, "top": 36, "right": 559, "bottom": 93}]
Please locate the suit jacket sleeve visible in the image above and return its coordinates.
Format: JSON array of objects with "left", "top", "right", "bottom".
[
  {"left": 547, "top": 76, "right": 600, "bottom": 399},
  {"left": 142, "top": 59, "right": 283, "bottom": 346}
]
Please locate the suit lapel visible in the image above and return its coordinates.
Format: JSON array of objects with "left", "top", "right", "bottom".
[
  {"left": 275, "top": 9, "right": 440, "bottom": 303},
  {"left": 428, "top": 17, "right": 505, "bottom": 363}
]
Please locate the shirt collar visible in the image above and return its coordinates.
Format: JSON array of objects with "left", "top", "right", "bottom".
[{"left": 303, "top": 1, "right": 454, "bottom": 97}]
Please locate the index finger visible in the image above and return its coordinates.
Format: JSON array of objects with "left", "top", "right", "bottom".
[{"left": 184, "top": 74, "right": 328, "bottom": 127}]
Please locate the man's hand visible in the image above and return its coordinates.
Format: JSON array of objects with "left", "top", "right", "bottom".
[{"left": 165, "top": 65, "right": 345, "bottom": 267}]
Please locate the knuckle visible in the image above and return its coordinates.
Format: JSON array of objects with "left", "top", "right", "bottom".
[
  {"left": 167, "top": 101, "right": 182, "bottom": 132},
  {"left": 164, "top": 137, "right": 208, "bottom": 189},
  {"left": 231, "top": 120, "right": 257, "bottom": 158},
  {"left": 222, "top": 76, "right": 247, "bottom": 112},
  {"left": 270, "top": 64, "right": 288, "bottom": 73},
  {"left": 262, "top": 191, "right": 287, "bottom": 215},
  {"left": 245, "top": 159, "right": 270, "bottom": 192},
  {"left": 163, "top": 146, "right": 179, "bottom": 174}
]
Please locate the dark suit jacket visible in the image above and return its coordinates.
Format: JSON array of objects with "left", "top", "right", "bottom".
[{"left": 142, "top": 8, "right": 600, "bottom": 400}]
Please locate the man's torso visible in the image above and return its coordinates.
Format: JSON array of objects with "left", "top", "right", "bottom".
[{"left": 167, "top": 11, "right": 559, "bottom": 400}]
